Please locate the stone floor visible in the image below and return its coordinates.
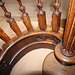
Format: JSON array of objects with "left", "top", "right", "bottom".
[{"left": 43, "top": 52, "right": 75, "bottom": 75}]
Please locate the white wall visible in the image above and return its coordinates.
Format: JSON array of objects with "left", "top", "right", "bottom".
[{"left": 0, "top": 0, "right": 70, "bottom": 19}]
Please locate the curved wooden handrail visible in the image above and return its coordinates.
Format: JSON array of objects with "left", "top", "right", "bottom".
[
  {"left": 0, "top": 0, "right": 65, "bottom": 75},
  {"left": 0, "top": 31, "right": 62, "bottom": 75},
  {"left": 0, "top": 31, "right": 62, "bottom": 62}
]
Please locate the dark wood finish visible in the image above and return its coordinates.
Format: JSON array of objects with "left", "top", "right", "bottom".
[
  {"left": 55, "top": 42, "right": 75, "bottom": 64},
  {"left": 37, "top": 0, "right": 47, "bottom": 31},
  {"left": 0, "top": 0, "right": 22, "bottom": 37},
  {"left": 0, "top": 43, "right": 54, "bottom": 75},
  {"left": 22, "top": 13, "right": 33, "bottom": 32},
  {"left": 7, "top": 18, "right": 23, "bottom": 37},
  {"left": 55, "top": 0, "right": 75, "bottom": 65},
  {"left": 0, "top": 31, "right": 61, "bottom": 61},
  {"left": 52, "top": 0, "right": 61, "bottom": 32},
  {"left": 0, "top": 31, "right": 61, "bottom": 75},
  {"left": 0, "top": 28, "right": 12, "bottom": 44},
  {"left": 17, "top": 0, "right": 33, "bottom": 32},
  {"left": 0, "top": 0, "right": 74, "bottom": 74},
  {"left": 0, "top": 49, "right": 2, "bottom": 54},
  {"left": 0, "top": 0, "right": 7, "bottom": 13}
]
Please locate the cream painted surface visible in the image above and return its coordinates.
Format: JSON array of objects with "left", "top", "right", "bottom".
[
  {"left": 10, "top": 48, "right": 53, "bottom": 75},
  {"left": 0, "top": 0, "right": 70, "bottom": 19}
]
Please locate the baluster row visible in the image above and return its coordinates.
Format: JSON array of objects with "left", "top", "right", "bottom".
[
  {"left": 0, "top": 0, "right": 61, "bottom": 44},
  {"left": 0, "top": 0, "right": 22, "bottom": 37}
]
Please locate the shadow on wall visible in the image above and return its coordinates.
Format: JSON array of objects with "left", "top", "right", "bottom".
[
  {"left": 20, "top": 71, "right": 51, "bottom": 75},
  {"left": 42, "top": 71, "right": 55, "bottom": 75},
  {"left": 0, "top": 0, "right": 70, "bottom": 18},
  {"left": 23, "top": 71, "right": 42, "bottom": 75},
  {"left": 3, "top": 0, "right": 36, "bottom": 4},
  {"left": 42, "top": 0, "right": 54, "bottom": 10}
]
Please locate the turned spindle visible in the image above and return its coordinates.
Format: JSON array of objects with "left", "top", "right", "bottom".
[
  {"left": 52, "top": 0, "right": 61, "bottom": 32},
  {"left": 0, "top": 0, "right": 22, "bottom": 37},
  {"left": 55, "top": 0, "right": 75, "bottom": 65},
  {"left": 0, "top": 28, "right": 12, "bottom": 44},
  {"left": 17, "top": 0, "right": 33, "bottom": 32},
  {"left": 37, "top": 0, "right": 47, "bottom": 31}
]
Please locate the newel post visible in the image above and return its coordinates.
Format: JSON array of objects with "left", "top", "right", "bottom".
[{"left": 55, "top": 0, "right": 75, "bottom": 65}]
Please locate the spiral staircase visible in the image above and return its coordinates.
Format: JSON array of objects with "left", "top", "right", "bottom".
[{"left": 0, "top": 0, "right": 75, "bottom": 75}]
